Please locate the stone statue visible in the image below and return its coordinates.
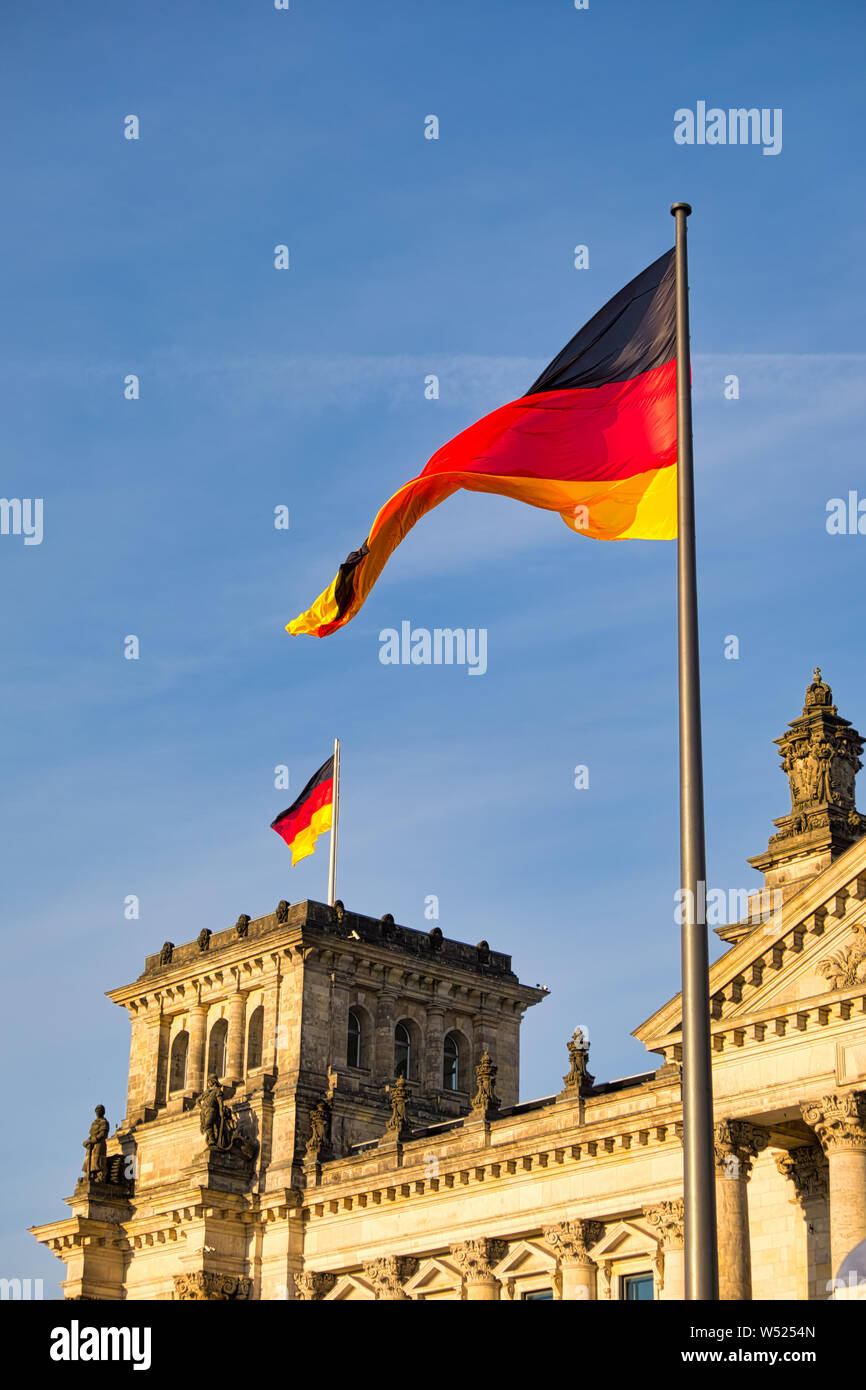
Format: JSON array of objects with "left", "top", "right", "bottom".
[
  {"left": 386, "top": 1075, "right": 410, "bottom": 1135},
  {"left": 197, "top": 928, "right": 211, "bottom": 953},
  {"left": 275, "top": 899, "right": 290, "bottom": 924},
  {"left": 235, "top": 914, "right": 250, "bottom": 939},
  {"left": 471, "top": 1052, "right": 501, "bottom": 1117},
  {"left": 199, "top": 1074, "right": 236, "bottom": 1150},
  {"left": 332, "top": 899, "right": 345, "bottom": 923},
  {"left": 82, "top": 1105, "right": 109, "bottom": 1182},
  {"left": 159, "top": 941, "right": 174, "bottom": 966},
  {"left": 305, "top": 1099, "right": 332, "bottom": 1160},
  {"left": 563, "top": 1027, "right": 595, "bottom": 1093}
]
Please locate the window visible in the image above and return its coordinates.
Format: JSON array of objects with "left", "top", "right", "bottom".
[
  {"left": 622, "top": 1272, "right": 654, "bottom": 1301},
  {"left": 207, "top": 1018, "right": 228, "bottom": 1079},
  {"left": 347, "top": 1009, "right": 362, "bottom": 1068},
  {"left": 443, "top": 1033, "right": 460, "bottom": 1091},
  {"left": 247, "top": 1005, "right": 264, "bottom": 1071},
  {"left": 522, "top": 1288, "right": 554, "bottom": 1301},
  {"left": 394, "top": 1023, "right": 411, "bottom": 1078},
  {"left": 169, "top": 1031, "right": 189, "bottom": 1094}
]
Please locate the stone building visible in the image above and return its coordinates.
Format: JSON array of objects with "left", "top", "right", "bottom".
[{"left": 32, "top": 670, "right": 866, "bottom": 1300}]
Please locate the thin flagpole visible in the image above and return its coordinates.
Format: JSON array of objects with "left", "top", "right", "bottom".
[
  {"left": 327, "top": 737, "right": 341, "bottom": 907},
  {"left": 671, "top": 202, "right": 719, "bottom": 1301}
]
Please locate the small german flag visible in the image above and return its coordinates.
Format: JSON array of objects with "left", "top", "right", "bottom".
[
  {"left": 287, "top": 248, "right": 677, "bottom": 639},
  {"left": 271, "top": 755, "right": 335, "bottom": 865}
]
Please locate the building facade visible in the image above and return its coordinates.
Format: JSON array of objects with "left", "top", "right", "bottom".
[{"left": 32, "top": 671, "right": 866, "bottom": 1300}]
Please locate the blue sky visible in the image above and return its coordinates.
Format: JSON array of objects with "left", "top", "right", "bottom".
[{"left": 2, "top": 0, "right": 865, "bottom": 1293}]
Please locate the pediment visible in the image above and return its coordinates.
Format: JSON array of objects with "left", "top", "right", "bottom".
[
  {"left": 323, "top": 1273, "right": 374, "bottom": 1301},
  {"left": 492, "top": 1240, "right": 557, "bottom": 1280},
  {"left": 404, "top": 1257, "right": 462, "bottom": 1296},
  {"left": 635, "top": 838, "right": 866, "bottom": 1053},
  {"left": 590, "top": 1219, "right": 655, "bottom": 1261}
]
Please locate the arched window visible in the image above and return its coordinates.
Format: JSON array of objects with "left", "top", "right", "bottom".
[
  {"left": 207, "top": 1018, "right": 228, "bottom": 1079},
  {"left": 247, "top": 1005, "right": 264, "bottom": 1071},
  {"left": 394, "top": 1022, "right": 411, "bottom": 1079},
  {"left": 443, "top": 1032, "right": 460, "bottom": 1091},
  {"left": 347, "top": 1009, "right": 362, "bottom": 1068},
  {"left": 169, "top": 1031, "right": 189, "bottom": 1094}
]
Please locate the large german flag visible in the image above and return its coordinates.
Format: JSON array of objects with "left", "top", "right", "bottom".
[
  {"left": 288, "top": 248, "right": 677, "bottom": 638},
  {"left": 271, "top": 755, "right": 335, "bottom": 865}
]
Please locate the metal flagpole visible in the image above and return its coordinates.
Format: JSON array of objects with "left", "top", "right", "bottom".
[
  {"left": 327, "top": 737, "right": 341, "bottom": 907},
  {"left": 670, "top": 202, "right": 719, "bottom": 1301}
]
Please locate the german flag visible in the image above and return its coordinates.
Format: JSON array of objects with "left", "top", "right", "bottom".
[
  {"left": 287, "top": 248, "right": 677, "bottom": 639},
  {"left": 271, "top": 755, "right": 335, "bottom": 865}
]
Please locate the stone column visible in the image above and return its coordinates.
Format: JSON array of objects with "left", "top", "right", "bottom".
[
  {"left": 801, "top": 1091, "right": 866, "bottom": 1288},
  {"left": 328, "top": 958, "right": 354, "bottom": 1070},
  {"left": 776, "top": 1144, "right": 830, "bottom": 1299},
  {"left": 362, "top": 1256, "right": 417, "bottom": 1301},
  {"left": 713, "top": 1119, "right": 768, "bottom": 1300},
  {"left": 187, "top": 1002, "right": 208, "bottom": 1096},
  {"left": 544, "top": 1219, "right": 603, "bottom": 1300},
  {"left": 152, "top": 1011, "right": 171, "bottom": 1110},
  {"left": 645, "top": 1200, "right": 685, "bottom": 1300},
  {"left": 225, "top": 988, "right": 248, "bottom": 1085},
  {"left": 373, "top": 987, "right": 399, "bottom": 1082},
  {"left": 452, "top": 1239, "right": 507, "bottom": 1300},
  {"left": 262, "top": 969, "right": 281, "bottom": 1074},
  {"left": 424, "top": 1007, "right": 445, "bottom": 1093}
]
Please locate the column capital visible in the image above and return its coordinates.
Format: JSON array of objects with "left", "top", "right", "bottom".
[
  {"left": 713, "top": 1118, "right": 769, "bottom": 1179},
  {"left": 362, "top": 1256, "right": 417, "bottom": 1300},
  {"left": 293, "top": 1271, "right": 336, "bottom": 1301},
  {"left": 801, "top": 1091, "right": 866, "bottom": 1153},
  {"left": 775, "top": 1145, "right": 829, "bottom": 1207},
  {"left": 543, "top": 1219, "right": 603, "bottom": 1266},
  {"left": 172, "top": 1272, "right": 251, "bottom": 1301},
  {"left": 644, "top": 1199, "right": 684, "bottom": 1250},
  {"left": 451, "top": 1237, "right": 508, "bottom": 1281}
]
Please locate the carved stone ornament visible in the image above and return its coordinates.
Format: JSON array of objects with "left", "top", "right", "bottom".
[
  {"left": 816, "top": 926, "right": 866, "bottom": 990},
  {"left": 470, "top": 1051, "right": 501, "bottom": 1118},
  {"left": 275, "top": 899, "right": 290, "bottom": 924},
  {"left": 197, "top": 928, "right": 212, "bottom": 953},
  {"left": 801, "top": 1091, "right": 866, "bottom": 1154},
  {"left": 451, "top": 1238, "right": 508, "bottom": 1282},
  {"left": 172, "top": 1272, "right": 252, "bottom": 1301},
  {"left": 362, "top": 1256, "right": 418, "bottom": 1300},
  {"left": 775, "top": 1145, "right": 829, "bottom": 1206},
  {"left": 713, "top": 1118, "right": 769, "bottom": 1180},
  {"left": 293, "top": 1271, "right": 336, "bottom": 1301},
  {"left": 644, "top": 1199, "right": 685, "bottom": 1250},
  {"left": 333, "top": 899, "right": 345, "bottom": 923},
  {"left": 235, "top": 914, "right": 250, "bottom": 938},
  {"left": 159, "top": 941, "right": 174, "bottom": 966},
  {"left": 543, "top": 1219, "right": 603, "bottom": 1265},
  {"left": 777, "top": 671, "right": 863, "bottom": 816},
  {"left": 562, "top": 1028, "right": 595, "bottom": 1094}
]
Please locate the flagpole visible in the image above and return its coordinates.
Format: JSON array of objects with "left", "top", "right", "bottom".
[
  {"left": 327, "top": 737, "right": 341, "bottom": 907},
  {"left": 671, "top": 202, "right": 718, "bottom": 1301}
]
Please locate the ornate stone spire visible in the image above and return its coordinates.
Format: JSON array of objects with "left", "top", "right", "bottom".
[{"left": 748, "top": 670, "right": 865, "bottom": 904}]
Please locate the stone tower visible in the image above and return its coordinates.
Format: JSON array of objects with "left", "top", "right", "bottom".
[
  {"left": 748, "top": 669, "right": 865, "bottom": 904},
  {"left": 33, "top": 899, "right": 545, "bottom": 1298}
]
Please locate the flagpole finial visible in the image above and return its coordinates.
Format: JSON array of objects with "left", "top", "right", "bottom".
[{"left": 670, "top": 201, "right": 692, "bottom": 217}]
